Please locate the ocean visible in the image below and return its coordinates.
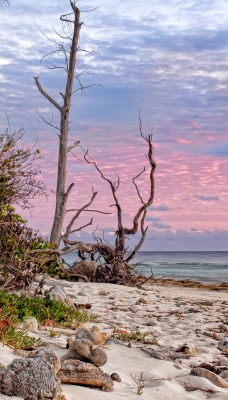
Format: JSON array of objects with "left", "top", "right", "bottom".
[{"left": 63, "top": 251, "right": 228, "bottom": 284}]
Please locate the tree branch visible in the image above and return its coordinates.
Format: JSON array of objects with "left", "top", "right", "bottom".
[
  {"left": 33, "top": 76, "right": 62, "bottom": 112},
  {"left": 63, "top": 189, "right": 98, "bottom": 242},
  {"left": 66, "top": 208, "right": 112, "bottom": 215},
  {"left": 67, "top": 140, "right": 80, "bottom": 152}
]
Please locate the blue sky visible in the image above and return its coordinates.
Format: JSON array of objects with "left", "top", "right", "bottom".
[{"left": 0, "top": 0, "right": 228, "bottom": 251}]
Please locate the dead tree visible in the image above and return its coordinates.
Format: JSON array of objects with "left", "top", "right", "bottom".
[
  {"left": 32, "top": 2, "right": 156, "bottom": 286},
  {"left": 34, "top": 1, "right": 101, "bottom": 247},
  {"left": 56, "top": 115, "right": 156, "bottom": 286},
  {"left": 86, "top": 116, "right": 156, "bottom": 284},
  {"left": 29, "top": 117, "right": 156, "bottom": 287}
]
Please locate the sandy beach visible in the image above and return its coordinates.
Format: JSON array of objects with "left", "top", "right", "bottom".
[{"left": 0, "top": 278, "right": 228, "bottom": 400}]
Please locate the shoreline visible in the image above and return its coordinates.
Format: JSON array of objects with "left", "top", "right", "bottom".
[{"left": 149, "top": 277, "right": 228, "bottom": 291}]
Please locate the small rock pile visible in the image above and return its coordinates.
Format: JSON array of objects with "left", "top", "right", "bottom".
[{"left": 59, "top": 325, "right": 115, "bottom": 391}]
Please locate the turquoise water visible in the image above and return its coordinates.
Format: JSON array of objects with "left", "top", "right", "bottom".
[
  {"left": 63, "top": 251, "right": 228, "bottom": 283},
  {"left": 131, "top": 251, "right": 228, "bottom": 283}
]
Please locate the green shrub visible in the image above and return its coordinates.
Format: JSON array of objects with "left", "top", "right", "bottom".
[
  {"left": 112, "top": 328, "right": 157, "bottom": 344},
  {"left": 0, "top": 289, "right": 89, "bottom": 326},
  {"left": 0, "top": 289, "right": 91, "bottom": 349},
  {"left": 0, "top": 325, "right": 43, "bottom": 350}
]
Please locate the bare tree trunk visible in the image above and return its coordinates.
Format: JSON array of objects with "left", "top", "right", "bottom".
[
  {"left": 50, "top": 4, "right": 82, "bottom": 246},
  {"left": 34, "top": 2, "right": 82, "bottom": 247}
]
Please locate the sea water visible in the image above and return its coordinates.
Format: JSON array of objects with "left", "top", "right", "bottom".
[{"left": 63, "top": 251, "right": 228, "bottom": 283}]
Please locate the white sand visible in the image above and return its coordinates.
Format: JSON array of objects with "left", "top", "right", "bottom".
[{"left": 0, "top": 279, "right": 228, "bottom": 400}]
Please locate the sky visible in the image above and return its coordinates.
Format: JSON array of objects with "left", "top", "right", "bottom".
[{"left": 0, "top": 0, "right": 228, "bottom": 251}]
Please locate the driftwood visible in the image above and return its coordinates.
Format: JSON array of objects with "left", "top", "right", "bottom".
[
  {"left": 191, "top": 367, "right": 228, "bottom": 388},
  {"left": 58, "top": 359, "right": 113, "bottom": 391}
]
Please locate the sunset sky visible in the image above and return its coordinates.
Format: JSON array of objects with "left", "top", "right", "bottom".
[{"left": 0, "top": 0, "right": 227, "bottom": 251}]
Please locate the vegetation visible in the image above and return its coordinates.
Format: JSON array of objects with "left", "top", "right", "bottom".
[
  {"left": 0, "top": 129, "right": 65, "bottom": 290},
  {"left": 0, "top": 128, "right": 46, "bottom": 209},
  {"left": 0, "top": 289, "right": 90, "bottom": 349},
  {"left": 0, "top": 289, "right": 89, "bottom": 326},
  {"left": 111, "top": 328, "right": 156, "bottom": 344},
  {"left": 0, "top": 325, "right": 42, "bottom": 350}
]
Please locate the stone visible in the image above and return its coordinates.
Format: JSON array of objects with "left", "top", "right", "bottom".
[
  {"left": 136, "top": 298, "right": 150, "bottom": 305},
  {"left": 58, "top": 359, "right": 113, "bottom": 391},
  {"left": 48, "top": 285, "right": 72, "bottom": 305},
  {"left": 218, "top": 338, "right": 228, "bottom": 353},
  {"left": 61, "top": 338, "right": 107, "bottom": 367},
  {"left": 141, "top": 348, "right": 164, "bottom": 360},
  {"left": 219, "top": 370, "right": 228, "bottom": 379},
  {"left": 111, "top": 372, "right": 122, "bottom": 382},
  {"left": 75, "top": 325, "right": 107, "bottom": 345},
  {"left": 67, "top": 260, "right": 97, "bottom": 282},
  {"left": 99, "top": 289, "right": 110, "bottom": 296},
  {"left": 175, "top": 343, "right": 198, "bottom": 355},
  {"left": 0, "top": 348, "right": 65, "bottom": 400},
  {"left": 18, "top": 316, "right": 39, "bottom": 332}
]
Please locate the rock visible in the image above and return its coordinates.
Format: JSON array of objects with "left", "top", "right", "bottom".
[
  {"left": 218, "top": 338, "right": 228, "bottom": 353},
  {"left": 136, "top": 298, "right": 150, "bottom": 305},
  {"left": 75, "top": 325, "right": 108, "bottom": 345},
  {"left": 67, "top": 260, "right": 97, "bottom": 282},
  {"left": 219, "top": 370, "right": 228, "bottom": 379},
  {"left": 58, "top": 359, "right": 113, "bottom": 391},
  {"left": 78, "top": 292, "right": 87, "bottom": 296},
  {"left": 61, "top": 338, "right": 107, "bottom": 367},
  {"left": 0, "top": 348, "right": 65, "bottom": 400},
  {"left": 48, "top": 285, "right": 72, "bottom": 305},
  {"left": 111, "top": 372, "right": 122, "bottom": 382},
  {"left": 18, "top": 316, "right": 39, "bottom": 332},
  {"left": 99, "top": 289, "right": 110, "bottom": 296},
  {"left": 175, "top": 343, "right": 198, "bottom": 355},
  {"left": 141, "top": 348, "right": 164, "bottom": 360},
  {"left": 145, "top": 321, "right": 156, "bottom": 327},
  {"left": 42, "top": 319, "right": 57, "bottom": 328},
  {"left": 75, "top": 303, "right": 92, "bottom": 309},
  {"left": 66, "top": 337, "right": 74, "bottom": 349}
]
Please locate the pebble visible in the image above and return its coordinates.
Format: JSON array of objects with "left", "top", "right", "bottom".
[
  {"left": 99, "top": 289, "right": 110, "bottom": 296},
  {"left": 218, "top": 338, "right": 228, "bottom": 353},
  {"left": 136, "top": 298, "right": 150, "bottom": 305}
]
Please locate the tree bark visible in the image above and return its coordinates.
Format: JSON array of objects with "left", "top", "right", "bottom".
[{"left": 50, "top": 4, "right": 82, "bottom": 246}]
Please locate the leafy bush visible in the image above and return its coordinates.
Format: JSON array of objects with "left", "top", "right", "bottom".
[
  {"left": 0, "top": 289, "right": 89, "bottom": 326},
  {"left": 0, "top": 289, "right": 90, "bottom": 349},
  {"left": 0, "top": 129, "right": 59, "bottom": 290},
  {"left": 0, "top": 209, "right": 63, "bottom": 290}
]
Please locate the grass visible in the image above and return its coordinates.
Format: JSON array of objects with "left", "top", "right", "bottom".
[
  {"left": 0, "top": 325, "right": 44, "bottom": 350},
  {"left": 0, "top": 289, "right": 89, "bottom": 326},
  {"left": 0, "top": 289, "right": 91, "bottom": 349},
  {"left": 111, "top": 328, "right": 157, "bottom": 344}
]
